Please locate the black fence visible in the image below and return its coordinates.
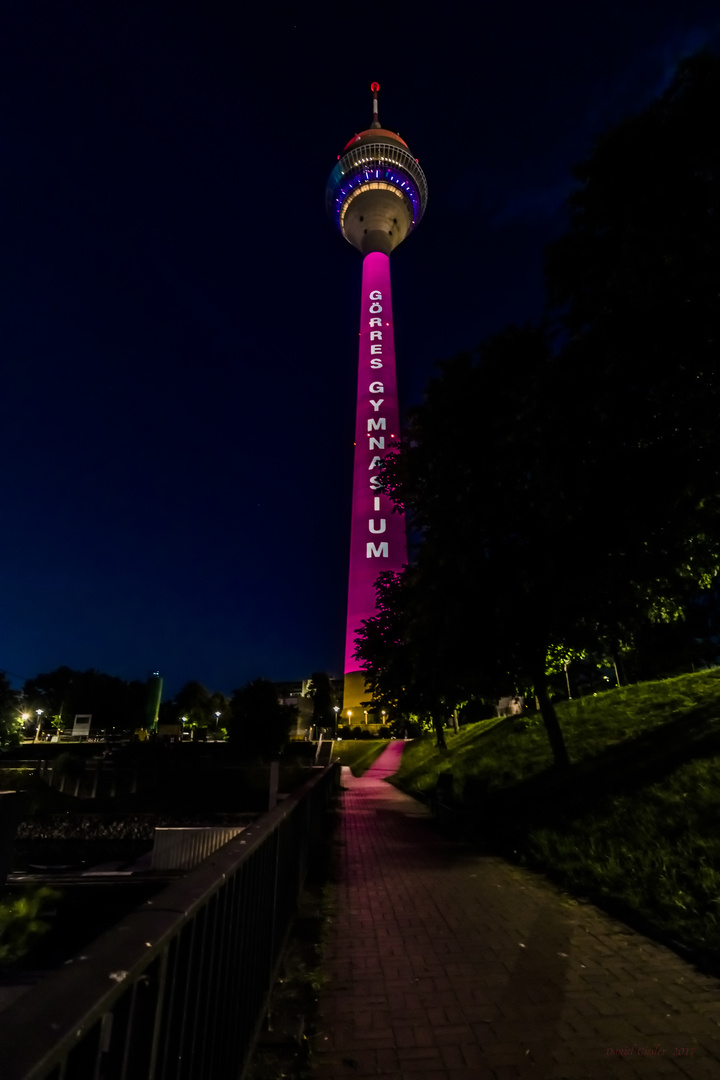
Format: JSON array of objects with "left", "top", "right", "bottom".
[{"left": 0, "top": 762, "right": 340, "bottom": 1080}]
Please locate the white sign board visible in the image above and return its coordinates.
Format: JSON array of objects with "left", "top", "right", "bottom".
[{"left": 73, "top": 714, "right": 92, "bottom": 737}]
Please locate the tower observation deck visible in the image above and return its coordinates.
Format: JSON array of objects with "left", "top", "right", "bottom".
[
  {"left": 326, "top": 84, "right": 428, "bottom": 257},
  {"left": 327, "top": 85, "right": 427, "bottom": 721}
]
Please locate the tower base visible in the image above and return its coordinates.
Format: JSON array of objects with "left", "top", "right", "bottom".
[{"left": 342, "top": 670, "right": 372, "bottom": 721}]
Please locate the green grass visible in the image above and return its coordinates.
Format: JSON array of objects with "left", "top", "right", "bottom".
[
  {"left": 330, "top": 739, "right": 390, "bottom": 776},
  {"left": 525, "top": 757, "right": 720, "bottom": 954},
  {"left": 392, "top": 668, "right": 720, "bottom": 961}
]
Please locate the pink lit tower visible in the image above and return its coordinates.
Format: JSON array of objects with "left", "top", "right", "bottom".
[{"left": 326, "top": 83, "right": 428, "bottom": 718}]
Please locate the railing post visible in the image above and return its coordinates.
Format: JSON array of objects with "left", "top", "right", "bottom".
[
  {"left": 90, "top": 762, "right": 100, "bottom": 799},
  {"left": 268, "top": 761, "right": 279, "bottom": 810},
  {"left": 0, "top": 791, "right": 23, "bottom": 890}
]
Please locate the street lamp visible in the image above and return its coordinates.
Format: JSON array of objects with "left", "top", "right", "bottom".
[
  {"left": 333, "top": 705, "right": 339, "bottom": 736},
  {"left": 34, "top": 709, "right": 44, "bottom": 743},
  {"left": 364, "top": 709, "right": 368, "bottom": 725}
]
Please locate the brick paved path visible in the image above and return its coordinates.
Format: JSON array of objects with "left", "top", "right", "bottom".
[{"left": 311, "top": 742, "right": 720, "bottom": 1079}]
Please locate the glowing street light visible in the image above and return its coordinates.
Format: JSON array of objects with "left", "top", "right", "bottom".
[{"left": 333, "top": 705, "right": 339, "bottom": 735}]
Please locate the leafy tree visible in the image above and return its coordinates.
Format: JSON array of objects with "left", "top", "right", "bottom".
[
  {"left": 22, "top": 666, "right": 76, "bottom": 728},
  {"left": 357, "top": 54, "right": 720, "bottom": 767},
  {"left": 173, "top": 681, "right": 212, "bottom": 729},
  {"left": 22, "top": 667, "right": 147, "bottom": 735},
  {"left": 226, "top": 678, "right": 297, "bottom": 757},
  {"left": 0, "top": 673, "right": 21, "bottom": 749},
  {"left": 371, "top": 327, "right": 574, "bottom": 764},
  {"left": 305, "top": 672, "right": 337, "bottom": 731},
  {"left": 164, "top": 681, "right": 229, "bottom": 735},
  {"left": 157, "top": 683, "right": 228, "bottom": 733},
  {"left": 354, "top": 570, "right": 456, "bottom": 748},
  {"left": 548, "top": 52, "right": 720, "bottom": 347},
  {"left": 544, "top": 50, "right": 720, "bottom": 651}
]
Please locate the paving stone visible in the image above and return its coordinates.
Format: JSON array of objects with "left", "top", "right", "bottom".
[{"left": 309, "top": 744, "right": 720, "bottom": 1080}]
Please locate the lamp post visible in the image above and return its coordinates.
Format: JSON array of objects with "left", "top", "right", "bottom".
[
  {"left": 34, "top": 709, "right": 44, "bottom": 743},
  {"left": 333, "top": 705, "right": 339, "bottom": 736}
]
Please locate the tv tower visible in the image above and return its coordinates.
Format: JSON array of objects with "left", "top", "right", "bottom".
[{"left": 326, "top": 84, "right": 428, "bottom": 719}]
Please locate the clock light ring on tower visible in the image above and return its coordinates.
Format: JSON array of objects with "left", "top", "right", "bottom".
[{"left": 326, "top": 84, "right": 427, "bottom": 718}]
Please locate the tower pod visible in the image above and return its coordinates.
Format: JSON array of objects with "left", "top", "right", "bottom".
[{"left": 326, "top": 84, "right": 428, "bottom": 256}]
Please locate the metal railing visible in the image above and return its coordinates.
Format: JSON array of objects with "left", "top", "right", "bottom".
[
  {"left": 326, "top": 140, "right": 428, "bottom": 223},
  {"left": 0, "top": 762, "right": 340, "bottom": 1080}
]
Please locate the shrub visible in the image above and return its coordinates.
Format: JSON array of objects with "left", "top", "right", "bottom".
[{"left": 0, "top": 886, "right": 59, "bottom": 966}]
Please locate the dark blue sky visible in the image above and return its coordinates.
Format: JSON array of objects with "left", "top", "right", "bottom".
[{"left": 2, "top": 1, "right": 719, "bottom": 697}]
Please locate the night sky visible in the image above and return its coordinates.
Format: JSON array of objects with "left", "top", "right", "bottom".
[{"left": 2, "top": 1, "right": 720, "bottom": 698}]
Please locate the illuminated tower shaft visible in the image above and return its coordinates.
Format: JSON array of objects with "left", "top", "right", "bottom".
[
  {"left": 343, "top": 252, "right": 406, "bottom": 706},
  {"left": 327, "top": 85, "right": 427, "bottom": 716}
]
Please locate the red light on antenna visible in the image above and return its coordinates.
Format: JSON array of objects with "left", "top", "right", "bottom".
[{"left": 371, "top": 82, "right": 380, "bottom": 93}]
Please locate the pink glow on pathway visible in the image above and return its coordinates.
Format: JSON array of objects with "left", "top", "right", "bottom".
[
  {"left": 357, "top": 739, "right": 407, "bottom": 781},
  {"left": 312, "top": 747, "right": 719, "bottom": 1078},
  {"left": 344, "top": 252, "right": 407, "bottom": 677}
]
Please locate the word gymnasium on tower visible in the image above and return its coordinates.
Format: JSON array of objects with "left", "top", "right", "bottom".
[{"left": 326, "top": 84, "right": 428, "bottom": 719}]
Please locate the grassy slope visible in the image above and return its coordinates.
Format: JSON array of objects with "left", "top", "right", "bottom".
[{"left": 393, "top": 669, "right": 720, "bottom": 960}]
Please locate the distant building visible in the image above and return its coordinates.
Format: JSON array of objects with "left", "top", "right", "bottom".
[
  {"left": 496, "top": 696, "right": 524, "bottom": 717},
  {"left": 275, "top": 677, "right": 344, "bottom": 739}
]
